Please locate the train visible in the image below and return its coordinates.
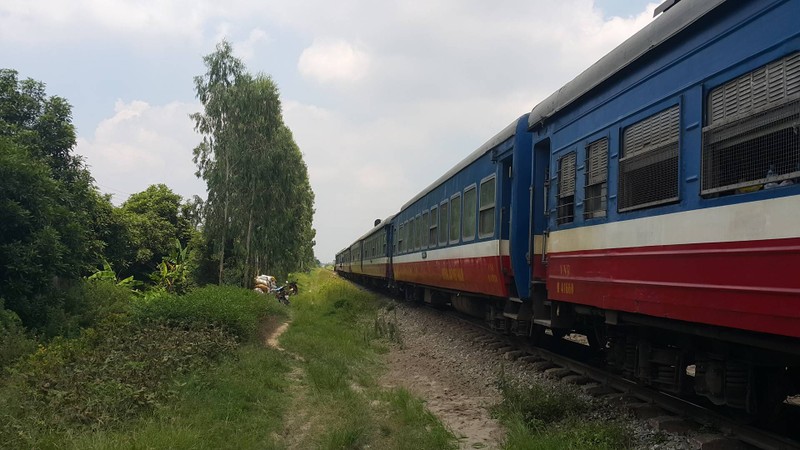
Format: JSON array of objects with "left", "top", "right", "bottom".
[{"left": 335, "top": 0, "right": 800, "bottom": 416}]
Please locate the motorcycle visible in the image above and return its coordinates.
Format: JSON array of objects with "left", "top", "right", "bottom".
[
  {"left": 286, "top": 280, "right": 299, "bottom": 296},
  {"left": 272, "top": 285, "right": 290, "bottom": 305}
]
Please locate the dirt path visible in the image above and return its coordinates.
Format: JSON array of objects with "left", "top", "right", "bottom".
[
  {"left": 261, "top": 316, "right": 291, "bottom": 350},
  {"left": 379, "top": 306, "right": 506, "bottom": 449}
]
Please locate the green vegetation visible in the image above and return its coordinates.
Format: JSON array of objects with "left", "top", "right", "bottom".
[
  {"left": 134, "top": 284, "right": 285, "bottom": 341},
  {"left": 0, "top": 284, "right": 285, "bottom": 448},
  {"left": 0, "top": 270, "right": 459, "bottom": 449},
  {"left": 493, "top": 374, "right": 633, "bottom": 450}
]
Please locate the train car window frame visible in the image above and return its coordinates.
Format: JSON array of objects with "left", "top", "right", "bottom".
[
  {"left": 619, "top": 104, "right": 680, "bottom": 212},
  {"left": 409, "top": 217, "right": 416, "bottom": 251},
  {"left": 399, "top": 222, "right": 405, "bottom": 254},
  {"left": 584, "top": 137, "right": 609, "bottom": 219},
  {"left": 449, "top": 193, "right": 462, "bottom": 245},
  {"left": 462, "top": 184, "right": 477, "bottom": 241},
  {"left": 702, "top": 52, "right": 800, "bottom": 196},
  {"left": 393, "top": 225, "right": 398, "bottom": 254},
  {"left": 406, "top": 216, "right": 414, "bottom": 253},
  {"left": 429, "top": 206, "right": 438, "bottom": 248},
  {"left": 407, "top": 217, "right": 413, "bottom": 252},
  {"left": 478, "top": 175, "right": 496, "bottom": 238},
  {"left": 439, "top": 200, "right": 449, "bottom": 245},
  {"left": 421, "top": 210, "right": 429, "bottom": 250},
  {"left": 415, "top": 213, "right": 422, "bottom": 251},
  {"left": 557, "top": 151, "right": 576, "bottom": 225}
]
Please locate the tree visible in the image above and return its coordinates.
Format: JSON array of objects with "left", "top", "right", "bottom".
[
  {"left": 192, "top": 42, "right": 316, "bottom": 285},
  {"left": 191, "top": 40, "right": 245, "bottom": 284},
  {"left": 117, "top": 184, "right": 193, "bottom": 282},
  {"left": 0, "top": 70, "right": 109, "bottom": 328}
]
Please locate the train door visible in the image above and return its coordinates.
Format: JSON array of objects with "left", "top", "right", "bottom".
[
  {"left": 500, "top": 158, "right": 513, "bottom": 241},
  {"left": 531, "top": 138, "right": 550, "bottom": 282}
]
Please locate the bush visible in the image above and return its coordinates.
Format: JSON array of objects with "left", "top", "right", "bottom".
[
  {"left": 0, "top": 300, "right": 37, "bottom": 373},
  {"left": 40, "top": 279, "right": 133, "bottom": 339},
  {"left": 0, "top": 321, "right": 237, "bottom": 447},
  {"left": 132, "top": 285, "right": 285, "bottom": 342}
]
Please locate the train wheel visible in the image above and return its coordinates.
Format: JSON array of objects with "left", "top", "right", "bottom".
[
  {"left": 587, "top": 325, "right": 608, "bottom": 353},
  {"left": 749, "top": 367, "right": 789, "bottom": 424},
  {"left": 530, "top": 324, "right": 546, "bottom": 346}
]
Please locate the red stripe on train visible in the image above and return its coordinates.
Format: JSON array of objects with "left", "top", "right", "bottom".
[
  {"left": 394, "top": 255, "right": 511, "bottom": 298},
  {"left": 547, "top": 237, "right": 800, "bottom": 338}
]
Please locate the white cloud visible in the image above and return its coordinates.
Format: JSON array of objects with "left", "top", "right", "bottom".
[
  {"left": 234, "top": 28, "right": 272, "bottom": 62},
  {"left": 298, "top": 38, "right": 370, "bottom": 84},
  {"left": 0, "top": 0, "right": 208, "bottom": 46},
  {"left": 75, "top": 100, "right": 206, "bottom": 204}
]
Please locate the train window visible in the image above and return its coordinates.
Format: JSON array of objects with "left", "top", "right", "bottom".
[
  {"left": 479, "top": 176, "right": 496, "bottom": 237},
  {"left": 393, "top": 226, "right": 398, "bottom": 254},
  {"left": 584, "top": 138, "right": 608, "bottom": 219},
  {"left": 415, "top": 214, "right": 422, "bottom": 250},
  {"left": 417, "top": 213, "right": 424, "bottom": 250},
  {"left": 405, "top": 221, "right": 411, "bottom": 253},
  {"left": 421, "top": 210, "right": 429, "bottom": 249},
  {"left": 418, "top": 216, "right": 424, "bottom": 250},
  {"left": 449, "top": 193, "right": 461, "bottom": 244},
  {"left": 407, "top": 218, "right": 413, "bottom": 252},
  {"left": 619, "top": 105, "right": 680, "bottom": 211},
  {"left": 429, "top": 206, "right": 438, "bottom": 248},
  {"left": 398, "top": 223, "right": 405, "bottom": 253},
  {"left": 404, "top": 221, "right": 410, "bottom": 253},
  {"left": 412, "top": 215, "right": 422, "bottom": 250},
  {"left": 702, "top": 53, "right": 800, "bottom": 196},
  {"left": 462, "top": 185, "right": 477, "bottom": 241},
  {"left": 439, "top": 200, "right": 449, "bottom": 245},
  {"left": 409, "top": 218, "right": 415, "bottom": 251},
  {"left": 557, "top": 152, "right": 576, "bottom": 225}
]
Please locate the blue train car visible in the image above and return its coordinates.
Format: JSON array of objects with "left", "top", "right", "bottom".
[
  {"left": 527, "top": 0, "right": 800, "bottom": 412},
  {"left": 391, "top": 115, "right": 532, "bottom": 319},
  {"left": 343, "top": 216, "right": 395, "bottom": 288}
]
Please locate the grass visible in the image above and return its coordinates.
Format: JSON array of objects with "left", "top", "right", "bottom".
[
  {"left": 492, "top": 373, "right": 634, "bottom": 450},
  {"left": 67, "top": 344, "right": 291, "bottom": 450},
  {"left": 278, "top": 269, "right": 458, "bottom": 449}
]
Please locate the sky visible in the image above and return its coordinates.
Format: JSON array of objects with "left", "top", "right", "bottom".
[{"left": 0, "top": 0, "right": 659, "bottom": 262}]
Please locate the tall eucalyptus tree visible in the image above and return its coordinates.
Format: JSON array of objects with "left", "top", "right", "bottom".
[
  {"left": 192, "top": 41, "right": 316, "bottom": 284},
  {"left": 191, "top": 41, "right": 245, "bottom": 284}
]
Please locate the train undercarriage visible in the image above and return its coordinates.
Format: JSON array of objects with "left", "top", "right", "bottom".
[{"left": 387, "top": 278, "right": 800, "bottom": 420}]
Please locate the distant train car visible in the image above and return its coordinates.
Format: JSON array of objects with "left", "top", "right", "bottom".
[
  {"left": 343, "top": 216, "right": 395, "bottom": 288},
  {"left": 527, "top": 0, "right": 800, "bottom": 413},
  {"left": 391, "top": 115, "right": 532, "bottom": 318},
  {"left": 334, "top": 247, "right": 351, "bottom": 275}
]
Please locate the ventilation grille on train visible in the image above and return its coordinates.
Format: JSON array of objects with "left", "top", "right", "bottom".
[
  {"left": 619, "top": 105, "right": 680, "bottom": 211},
  {"left": 702, "top": 53, "right": 800, "bottom": 195}
]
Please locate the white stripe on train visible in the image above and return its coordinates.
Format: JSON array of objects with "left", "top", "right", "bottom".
[{"left": 549, "top": 195, "right": 800, "bottom": 253}]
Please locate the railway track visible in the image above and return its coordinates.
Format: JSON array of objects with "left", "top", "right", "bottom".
[{"left": 447, "top": 311, "right": 800, "bottom": 450}]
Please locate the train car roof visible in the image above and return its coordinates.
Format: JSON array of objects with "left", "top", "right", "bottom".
[
  {"left": 401, "top": 115, "right": 525, "bottom": 211},
  {"left": 528, "top": 0, "right": 726, "bottom": 129},
  {"left": 353, "top": 214, "right": 396, "bottom": 243}
]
